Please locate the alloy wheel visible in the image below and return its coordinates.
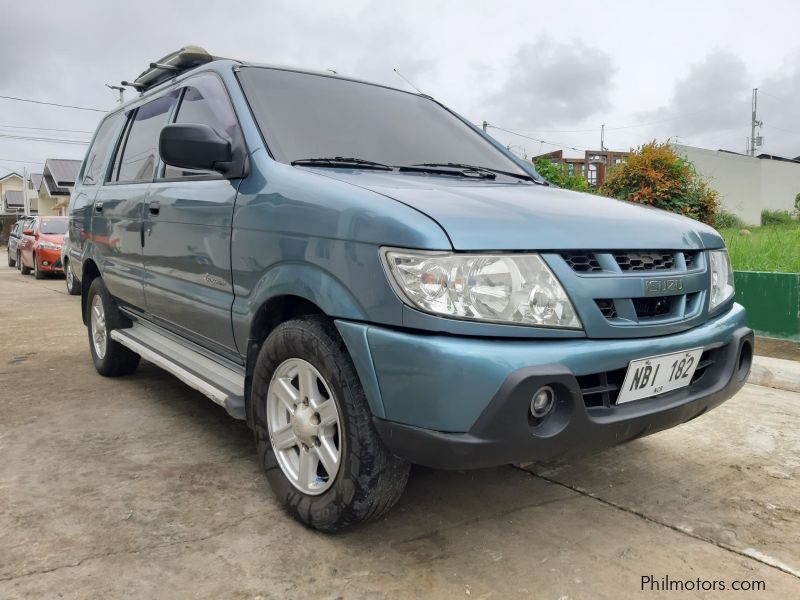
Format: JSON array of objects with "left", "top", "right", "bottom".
[
  {"left": 90, "top": 295, "right": 107, "bottom": 359},
  {"left": 266, "top": 358, "right": 342, "bottom": 495}
]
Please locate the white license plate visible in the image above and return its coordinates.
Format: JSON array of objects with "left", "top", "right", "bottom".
[{"left": 617, "top": 348, "right": 704, "bottom": 404}]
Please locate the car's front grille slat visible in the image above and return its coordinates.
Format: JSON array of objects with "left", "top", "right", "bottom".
[
  {"left": 560, "top": 251, "right": 602, "bottom": 273},
  {"left": 561, "top": 250, "right": 701, "bottom": 275},
  {"left": 595, "top": 298, "right": 617, "bottom": 319},
  {"left": 631, "top": 296, "right": 674, "bottom": 319},
  {"left": 613, "top": 250, "right": 675, "bottom": 271}
]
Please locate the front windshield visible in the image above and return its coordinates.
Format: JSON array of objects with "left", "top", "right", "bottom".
[
  {"left": 40, "top": 219, "right": 67, "bottom": 235},
  {"left": 238, "top": 67, "right": 527, "bottom": 176}
]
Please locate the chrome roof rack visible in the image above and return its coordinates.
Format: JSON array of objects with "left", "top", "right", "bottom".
[{"left": 120, "top": 45, "right": 214, "bottom": 92}]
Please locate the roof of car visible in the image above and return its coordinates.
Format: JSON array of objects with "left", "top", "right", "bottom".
[{"left": 111, "top": 50, "right": 416, "bottom": 116}]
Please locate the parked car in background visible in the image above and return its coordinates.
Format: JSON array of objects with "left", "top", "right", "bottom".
[
  {"left": 61, "top": 227, "right": 81, "bottom": 295},
  {"left": 15, "top": 217, "right": 35, "bottom": 273},
  {"left": 18, "top": 216, "right": 68, "bottom": 279},
  {"left": 71, "top": 47, "right": 753, "bottom": 532},
  {"left": 7, "top": 218, "right": 27, "bottom": 268}
]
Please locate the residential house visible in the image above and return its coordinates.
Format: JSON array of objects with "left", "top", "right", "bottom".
[
  {"left": 1, "top": 172, "right": 24, "bottom": 243},
  {"left": 38, "top": 159, "right": 80, "bottom": 216},
  {"left": 673, "top": 144, "right": 800, "bottom": 225},
  {"left": 532, "top": 149, "right": 630, "bottom": 188},
  {"left": 1, "top": 172, "right": 24, "bottom": 214}
]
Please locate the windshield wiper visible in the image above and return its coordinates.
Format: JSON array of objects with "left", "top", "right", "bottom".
[
  {"left": 399, "top": 163, "right": 496, "bottom": 179},
  {"left": 410, "top": 162, "right": 539, "bottom": 182},
  {"left": 291, "top": 157, "right": 394, "bottom": 171}
]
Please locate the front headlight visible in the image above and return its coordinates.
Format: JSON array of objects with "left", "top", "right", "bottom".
[
  {"left": 38, "top": 241, "right": 61, "bottom": 250},
  {"left": 709, "top": 249, "right": 735, "bottom": 310},
  {"left": 381, "top": 249, "right": 582, "bottom": 329}
]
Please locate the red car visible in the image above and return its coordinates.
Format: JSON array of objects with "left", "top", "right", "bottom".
[{"left": 18, "top": 216, "right": 68, "bottom": 279}]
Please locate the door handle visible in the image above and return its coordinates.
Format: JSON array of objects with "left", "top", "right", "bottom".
[
  {"left": 95, "top": 201, "right": 103, "bottom": 212},
  {"left": 148, "top": 200, "right": 160, "bottom": 215}
]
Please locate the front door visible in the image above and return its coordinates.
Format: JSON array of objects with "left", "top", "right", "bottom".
[{"left": 142, "top": 74, "right": 245, "bottom": 357}]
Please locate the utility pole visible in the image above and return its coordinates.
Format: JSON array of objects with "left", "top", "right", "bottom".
[
  {"left": 482, "top": 120, "right": 488, "bottom": 132},
  {"left": 749, "top": 88, "right": 763, "bottom": 156},
  {"left": 600, "top": 124, "right": 606, "bottom": 151},
  {"left": 22, "top": 166, "right": 29, "bottom": 216}
]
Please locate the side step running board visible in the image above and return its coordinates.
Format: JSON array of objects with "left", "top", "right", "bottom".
[{"left": 110, "top": 323, "right": 246, "bottom": 420}]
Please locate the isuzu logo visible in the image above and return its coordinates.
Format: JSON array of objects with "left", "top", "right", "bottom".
[{"left": 644, "top": 278, "right": 684, "bottom": 295}]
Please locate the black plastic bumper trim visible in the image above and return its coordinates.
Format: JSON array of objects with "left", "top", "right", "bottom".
[{"left": 374, "top": 327, "right": 754, "bottom": 470}]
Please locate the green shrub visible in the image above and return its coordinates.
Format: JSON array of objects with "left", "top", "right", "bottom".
[
  {"left": 533, "top": 158, "right": 591, "bottom": 192},
  {"left": 761, "top": 209, "right": 794, "bottom": 226},
  {"left": 714, "top": 211, "right": 745, "bottom": 229},
  {"left": 599, "top": 141, "right": 718, "bottom": 225}
]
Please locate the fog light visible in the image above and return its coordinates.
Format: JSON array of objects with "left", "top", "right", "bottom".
[
  {"left": 42, "top": 261, "right": 49, "bottom": 266},
  {"left": 530, "top": 386, "right": 555, "bottom": 418}
]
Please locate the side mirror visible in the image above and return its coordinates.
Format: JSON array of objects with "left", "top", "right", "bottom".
[
  {"left": 22, "top": 229, "right": 34, "bottom": 236},
  {"left": 159, "top": 123, "right": 237, "bottom": 177}
]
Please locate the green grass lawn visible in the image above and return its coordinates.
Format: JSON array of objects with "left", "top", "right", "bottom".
[{"left": 720, "top": 222, "right": 800, "bottom": 273}]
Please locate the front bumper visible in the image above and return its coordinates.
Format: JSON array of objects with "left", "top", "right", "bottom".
[
  {"left": 36, "top": 248, "right": 63, "bottom": 272},
  {"left": 336, "top": 303, "right": 752, "bottom": 470}
]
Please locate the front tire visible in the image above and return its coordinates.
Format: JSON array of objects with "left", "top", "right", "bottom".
[
  {"left": 86, "top": 278, "right": 140, "bottom": 377},
  {"left": 253, "top": 316, "right": 409, "bottom": 532},
  {"left": 65, "top": 260, "right": 81, "bottom": 295},
  {"left": 34, "top": 254, "right": 44, "bottom": 279}
]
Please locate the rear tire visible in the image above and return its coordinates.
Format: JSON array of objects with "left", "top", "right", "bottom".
[
  {"left": 86, "top": 277, "right": 140, "bottom": 377},
  {"left": 7, "top": 250, "right": 15, "bottom": 267},
  {"left": 252, "top": 315, "right": 409, "bottom": 532},
  {"left": 20, "top": 253, "right": 31, "bottom": 275},
  {"left": 65, "top": 260, "right": 81, "bottom": 295}
]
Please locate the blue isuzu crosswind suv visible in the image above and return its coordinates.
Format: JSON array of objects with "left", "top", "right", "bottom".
[{"left": 67, "top": 47, "right": 753, "bottom": 531}]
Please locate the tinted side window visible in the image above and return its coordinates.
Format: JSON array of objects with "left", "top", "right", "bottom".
[
  {"left": 82, "top": 113, "right": 124, "bottom": 185},
  {"left": 163, "top": 76, "right": 242, "bottom": 179},
  {"left": 116, "top": 94, "right": 177, "bottom": 183}
]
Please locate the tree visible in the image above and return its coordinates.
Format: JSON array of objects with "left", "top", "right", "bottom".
[
  {"left": 533, "top": 158, "right": 591, "bottom": 192},
  {"left": 599, "top": 141, "right": 718, "bottom": 224}
]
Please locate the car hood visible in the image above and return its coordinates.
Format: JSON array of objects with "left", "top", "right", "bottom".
[{"left": 316, "top": 170, "right": 723, "bottom": 251}]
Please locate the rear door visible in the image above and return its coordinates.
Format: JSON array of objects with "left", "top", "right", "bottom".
[
  {"left": 70, "top": 112, "right": 127, "bottom": 275},
  {"left": 93, "top": 92, "right": 178, "bottom": 310},
  {"left": 143, "top": 74, "right": 245, "bottom": 357},
  {"left": 18, "top": 217, "right": 35, "bottom": 266}
]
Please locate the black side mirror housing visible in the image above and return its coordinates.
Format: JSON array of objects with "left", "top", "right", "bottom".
[{"left": 159, "top": 123, "right": 243, "bottom": 178}]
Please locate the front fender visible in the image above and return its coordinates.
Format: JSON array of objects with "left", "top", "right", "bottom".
[{"left": 249, "top": 261, "right": 368, "bottom": 319}]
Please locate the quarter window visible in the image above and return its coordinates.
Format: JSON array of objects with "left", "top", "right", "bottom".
[
  {"left": 114, "top": 93, "right": 177, "bottom": 183},
  {"left": 82, "top": 113, "right": 124, "bottom": 185}
]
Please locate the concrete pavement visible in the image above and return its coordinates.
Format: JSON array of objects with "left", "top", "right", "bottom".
[{"left": 1, "top": 251, "right": 798, "bottom": 599}]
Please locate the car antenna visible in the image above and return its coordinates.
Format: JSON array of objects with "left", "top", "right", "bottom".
[{"left": 393, "top": 68, "right": 431, "bottom": 98}]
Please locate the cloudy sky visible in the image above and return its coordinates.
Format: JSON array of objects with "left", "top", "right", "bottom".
[{"left": 1, "top": 0, "right": 799, "bottom": 177}]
